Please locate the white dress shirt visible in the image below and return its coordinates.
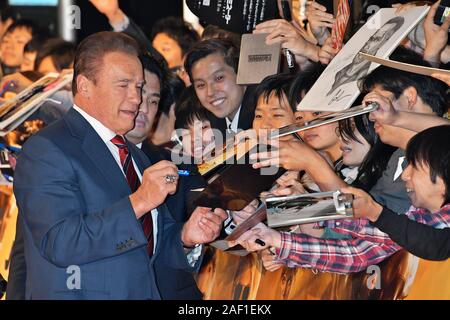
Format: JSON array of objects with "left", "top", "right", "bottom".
[
  {"left": 225, "top": 106, "right": 241, "bottom": 134},
  {"left": 73, "top": 105, "right": 159, "bottom": 251}
]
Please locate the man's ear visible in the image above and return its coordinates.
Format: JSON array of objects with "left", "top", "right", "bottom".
[
  {"left": 403, "top": 86, "right": 418, "bottom": 110},
  {"left": 76, "top": 74, "right": 93, "bottom": 98}
]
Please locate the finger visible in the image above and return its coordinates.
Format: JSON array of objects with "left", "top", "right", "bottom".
[
  {"left": 307, "top": 1, "right": 327, "bottom": 12},
  {"left": 255, "top": 19, "right": 287, "bottom": 30},
  {"left": 252, "top": 157, "right": 280, "bottom": 169},
  {"left": 201, "top": 211, "right": 225, "bottom": 226},
  {"left": 440, "top": 13, "right": 450, "bottom": 31},
  {"left": 198, "top": 219, "right": 216, "bottom": 239},
  {"left": 271, "top": 187, "right": 294, "bottom": 196},
  {"left": 311, "top": 11, "right": 335, "bottom": 22},
  {"left": 425, "top": 0, "right": 441, "bottom": 24},
  {"left": 249, "top": 150, "right": 279, "bottom": 161},
  {"left": 213, "top": 208, "right": 228, "bottom": 219}
]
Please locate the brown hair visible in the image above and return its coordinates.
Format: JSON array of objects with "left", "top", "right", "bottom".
[{"left": 72, "top": 31, "right": 141, "bottom": 95}]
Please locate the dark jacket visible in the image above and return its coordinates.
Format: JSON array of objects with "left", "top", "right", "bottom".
[
  {"left": 373, "top": 207, "right": 450, "bottom": 261},
  {"left": 141, "top": 140, "right": 207, "bottom": 300}
]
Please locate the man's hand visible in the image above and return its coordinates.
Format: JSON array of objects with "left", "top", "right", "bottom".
[
  {"left": 340, "top": 186, "right": 383, "bottom": 222},
  {"left": 250, "top": 139, "right": 317, "bottom": 171},
  {"left": 231, "top": 199, "right": 259, "bottom": 225},
  {"left": 181, "top": 207, "right": 228, "bottom": 247},
  {"left": 0, "top": 72, "right": 33, "bottom": 95},
  {"left": 260, "top": 249, "right": 284, "bottom": 272},
  {"left": 305, "top": 1, "right": 333, "bottom": 43},
  {"left": 129, "top": 160, "right": 179, "bottom": 218},
  {"left": 254, "top": 19, "right": 320, "bottom": 63},
  {"left": 318, "top": 35, "right": 339, "bottom": 65},
  {"left": 363, "top": 91, "right": 398, "bottom": 126},
  {"left": 423, "top": 1, "right": 450, "bottom": 65},
  {"left": 228, "top": 223, "right": 281, "bottom": 252},
  {"left": 89, "top": 0, "right": 125, "bottom": 25},
  {"left": 262, "top": 170, "right": 306, "bottom": 197}
]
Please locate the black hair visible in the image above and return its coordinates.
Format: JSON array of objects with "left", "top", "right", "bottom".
[
  {"left": 405, "top": 125, "right": 450, "bottom": 207},
  {"left": 0, "top": 6, "right": 19, "bottom": 24},
  {"left": 34, "top": 38, "right": 75, "bottom": 72},
  {"left": 201, "top": 24, "right": 241, "bottom": 48},
  {"left": 4, "top": 19, "right": 39, "bottom": 37},
  {"left": 184, "top": 38, "right": 239, "bottom": 83},
  {"left": 23, "top": 33, "right": 48, "bottom": 54},
  {"left": 339, "top": 113, "right": 396, "bottom": 190},
  {"left": 140, "top": 52, "right": 165, "bottom": 85},
  {"left": 150, "top": 16, "right": 200, "bottom": 56},
  {"left": 159, "top": 74, "right": 186, "bottom": 115},
  {"left": 250, "top": 73, "right": 297, "bottom": 113},
  {"left": 288, "top": 63, "right": 326, "bottom": 107},
  {"left": 360, "top": 47, "right": 448, "bottom": 117},
  {"left": 174, "top": 86, "right": 210, "bottom": 129}
]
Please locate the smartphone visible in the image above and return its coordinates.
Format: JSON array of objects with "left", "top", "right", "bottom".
[{"left": 434, "top": 0, "right": 450, "bottom": 26}]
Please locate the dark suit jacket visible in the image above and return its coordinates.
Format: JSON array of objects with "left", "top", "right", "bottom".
[
  {"left": 140, "top": 140, "right": 206, "bottom": 300},
  {"left": 11, "top": 108, "right": 199, "bottom": 299}
]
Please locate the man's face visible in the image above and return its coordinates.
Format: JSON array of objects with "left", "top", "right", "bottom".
[
  {"left": 84, "top": 51, "right": 144, "bottom": 135},
  {"left": 191, "top": 53, "right": 245, "bottom": 120},
  {"left": 152, "top": 32, "right": 183, "bottom": 69},
  {"left": 253, "top": 92, "right": 295, "bottom": 134},
  {"left": 401, "top": 162, "right": 446, "bottom": 212},
  {"left": 126, "top": 70, "right": 161, "bottom": 144},
  {"left": 180, "top": 119, "right": 215, "bottom": 158},
  {"left": 0, "top": 27, "right": 32, "bottom": 67}
]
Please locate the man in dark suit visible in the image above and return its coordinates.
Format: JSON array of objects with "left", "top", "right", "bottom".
[
  {"left": 184, "top": 39, "right": 256, "bottom": 136},
  {"left": 11, "top": 31, "right": 226, "bottom": 299}
]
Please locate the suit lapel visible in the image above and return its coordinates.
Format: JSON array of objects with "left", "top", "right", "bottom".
[{"left": 64, "top": 109, "right": 131, "bottom": 198}]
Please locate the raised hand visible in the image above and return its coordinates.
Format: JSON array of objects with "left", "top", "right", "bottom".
[
  {"left": 305, "top": 0, "right": 334, "bottom": 43},
  {"left": 231, "top": 199, "right": 259, "bottom": 225},
  {"left": 228, "top": 223, "right": 281, "bottom": 252},
  {"left": 250, "top": 139, "right": 317, "bottom": 171},
  {"left": 263, "top": 170, "right": 306, "bottom": 197},
  {"left": 363, "top": 91, "right": 398, "bottom": 125},
  {"left": 423, "top": 1, "right": 450, "bottom": 65},
  {"left": 318, "top": 34, "right": 340, "bottom": 65},
  {"left": 254, "top": 19, "right": 319, "bottom": 63},
  {"left": 340, "top": 186, "right": 383, "bottom": 222},
  {"left": 181, "top": 207, "right": 228, "bottom": 247},
  {"left": 89, "top": 0, "right": 125, "bottom": 25},
  {"left": 129, "top": 160, "right": 179, "bottom": 218}
]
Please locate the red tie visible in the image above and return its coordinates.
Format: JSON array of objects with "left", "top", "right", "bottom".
[{"left": 111, "top": 135, "right": 154, "bottom": 256}]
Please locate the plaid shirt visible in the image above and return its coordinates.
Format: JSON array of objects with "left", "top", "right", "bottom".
[{"left": 276, "top": 204, "right": 450, "bottom": 274}]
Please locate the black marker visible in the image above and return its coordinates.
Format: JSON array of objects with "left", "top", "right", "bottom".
[
  {"left": 255, "top": 239, "right": 266, "bottom": 247},
  {"left": 281, "top": 0, "right": 295, "bottom": 70}
]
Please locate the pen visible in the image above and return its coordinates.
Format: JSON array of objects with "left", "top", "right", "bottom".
[
  {"left": 178, "top": 169, "right": 194, "bottom": 176},
  {"left": 0, "top": 143, "right": 21, "bottom": 153}
]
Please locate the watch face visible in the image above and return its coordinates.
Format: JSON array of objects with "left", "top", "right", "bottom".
[{"left": 186, "top": 0, "right": 280, "bottom": 34}]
